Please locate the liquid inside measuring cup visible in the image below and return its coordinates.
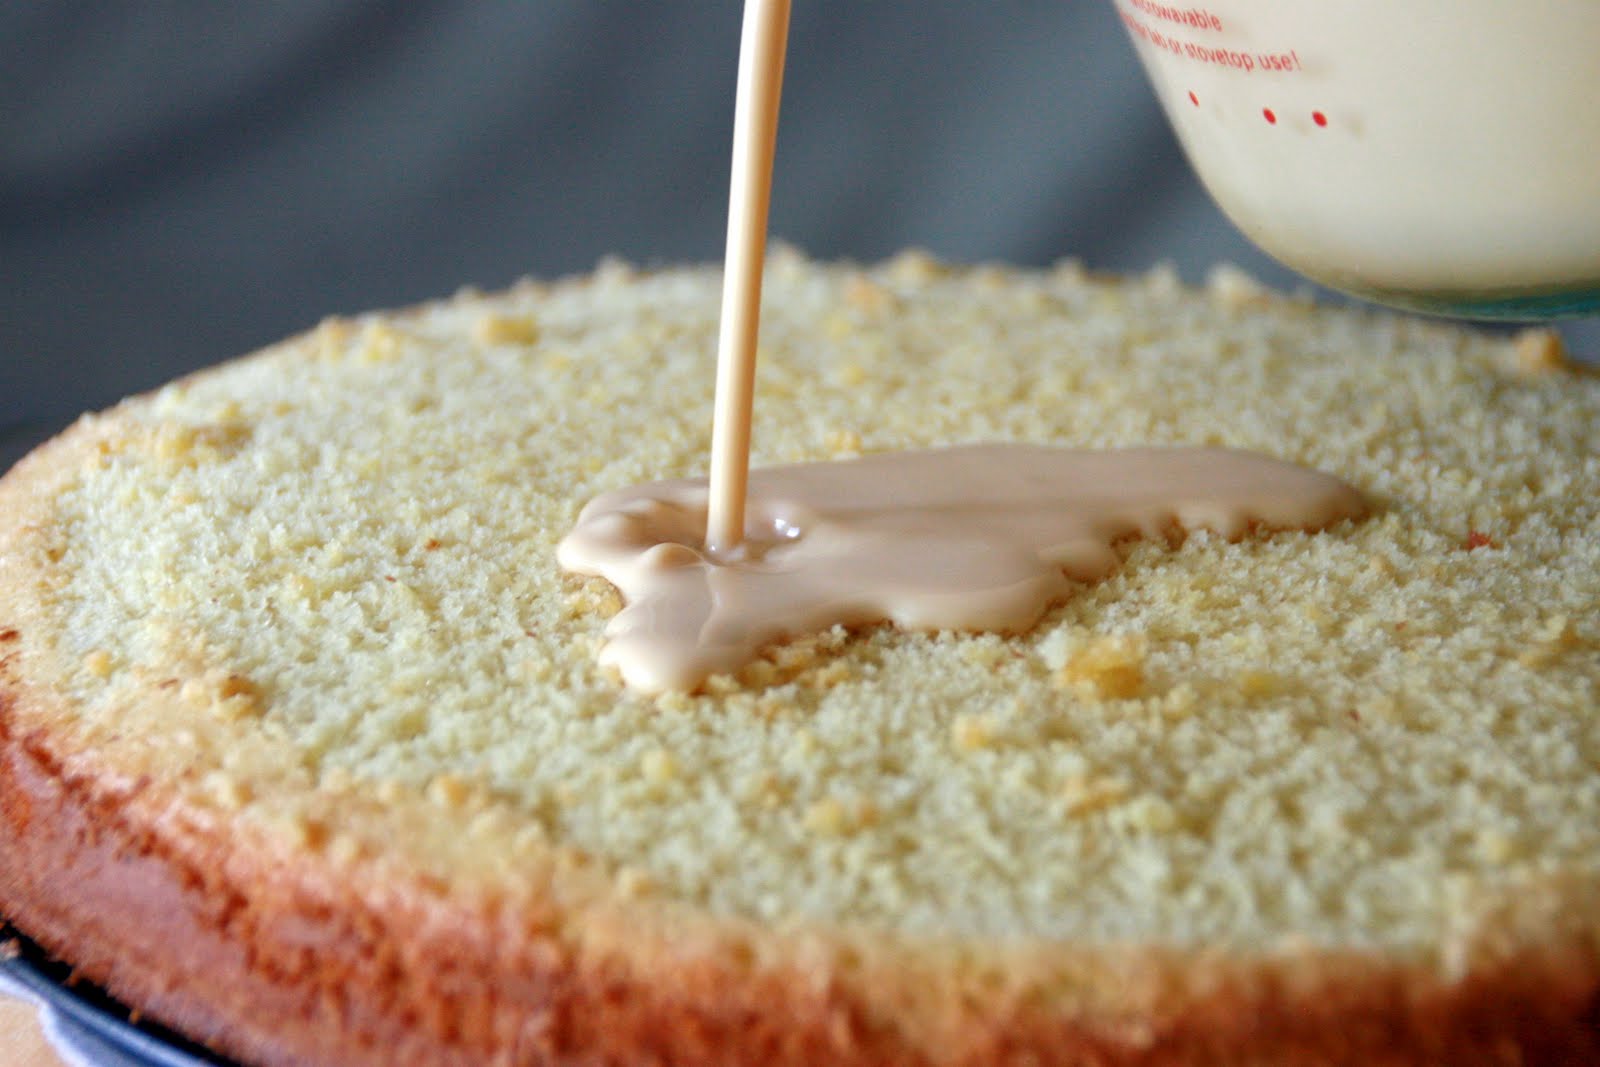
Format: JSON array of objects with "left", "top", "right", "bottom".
[{"left": 1116, "top": 0, "right": 1600, "bottom": 319}]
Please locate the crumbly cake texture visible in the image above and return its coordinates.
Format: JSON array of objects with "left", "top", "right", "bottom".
[{"left": 1, "top": 250, "right": 1598, "bottom": 1065}]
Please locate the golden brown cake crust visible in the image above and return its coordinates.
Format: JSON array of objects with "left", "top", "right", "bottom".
[
  {"left": 5, "top": 694, "right": 1600, "bottom": 1067},
  {"left": 2, "top": 261, "right": 1600, "bottom": 1065}
]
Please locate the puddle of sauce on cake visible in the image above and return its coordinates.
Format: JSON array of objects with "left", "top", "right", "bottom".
[
  {"left": 556, "top": 0, "right": 1367, "bottom": 692},
  {"left": 558, "top": 446, "right": 1366, "bottom": 693}
]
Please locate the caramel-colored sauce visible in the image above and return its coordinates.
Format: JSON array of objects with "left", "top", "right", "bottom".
[{"left": 558, "top": 445, "right": 1366, "bottom": 693}]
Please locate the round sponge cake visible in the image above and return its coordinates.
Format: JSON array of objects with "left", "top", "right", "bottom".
[{"left": 1, "top": 251, "right": 1597, "bottom": 1065}]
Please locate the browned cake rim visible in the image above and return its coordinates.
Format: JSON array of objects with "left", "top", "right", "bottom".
[{"left": 5, "top": 686, "right": 1600, "bottom": 1066}]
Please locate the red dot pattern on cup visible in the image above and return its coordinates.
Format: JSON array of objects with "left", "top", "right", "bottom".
[{"left": 1189, "top": 95, "right": 1329, "bottom": 130}]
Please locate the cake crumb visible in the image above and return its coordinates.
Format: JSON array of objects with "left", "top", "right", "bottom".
[
  {"left": 278, "top": 814, "right": 329, "bottom": 851},
  {"left": 202, "top": 772, "right": 251, "bottom": 810},
  {"left": 83, "top": 649, "right": 113, "bottom": 678},
  {"left": 831, "top": 363, "right": 868, "bottom": 387},
  {"left": 806, "top": 660, "right": 853, "bottom": 689},
  {"left": 774, "top": 639, "right": 823, "bottom": 673},
  {"left": 327, "top": 834, "right": 364, "bottom": 866},
  {"left": 1509, "top": 328, "right": 1569, "bottom": 376},
  {"left": 1237, "top": 669, "right": 1283, "bottom": 699},
  {"left": 826, "top": 429, "right": 862, "bottom": 456},
  {"left": 951, "top": 713, "right": 996, "bottom": 752},
  {"left": 615, "top": 866, "right": 656, "bottom": 899},
  {"left": 1475, "top": 828, "right": 1518, "bottom": 866},
  {"left": 427, "top": 774, "right": 472, "bottom": 809},
  {"left": 1206, "top": 264, "right": 1270, "bottom": 310},
  {"left": 640, "top": 748, "right": 679, "bottom": 785},
  {"left": 960, "top": 640, "right": 1007, "bottom": 668},
  {"left": 1157, "top": 683, "right": 1199, "bottom": 720},
  {"left": 1061, "top": 773, "right": 1130, "bottom": 816},
  {"left": 884, "top": 248, "right": 947, "bottom": 285},
  {"left": 178, "top": 669, "right": 261, "bottom": 719},
  {"left": 1058, "top": 635, "right": 1146, "bottom": 700},
  {"left": 743, "top": 771, "right": 788, "bottom": 808},
  {"left": 803, "top": 797, "right": 849, "bottom": 836},
  {"left": 358, "top": 321, "right": 403, "bottom": 364},
  {"left": 314, "top": 317, "right": 352, "bottom": 361},
  {"left": 555, "top": 847, "right": 592, "bottom": 873},
  {"left": 784, "top": 729, "right": 818, "bottom": 764},
  {"left": 468, "top": 809, "right": 509, "bottom": 840},
  {"left": 1519, "top": 615, "right": 1584, "bottom": 668},
  {"left": 153, "top": 422, "right": 198, "bottom": 462},
  {"left": 475, "top": 312, "right": 541, "bottom": 346},
  {"left": 799, "top": 795, "right": 877, "bottom": 836},
  {"left": 321, "top": 767, "right": 355, "bottom": 792},
  {"left": 216, "top": 674, "right": 262, "bottom": 720},
  {"left": 844, "top": 275, "right": 896, "bottom": 314},
  {"left": 1121, "top": 795, "right": 1180, "bottom": 834}
]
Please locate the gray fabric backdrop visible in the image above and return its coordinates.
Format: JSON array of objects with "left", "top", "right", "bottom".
[{"left": 2, "top": 2, "right": 1593, "bottom": 472}]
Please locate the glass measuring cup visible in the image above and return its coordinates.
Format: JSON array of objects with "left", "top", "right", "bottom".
[{"left": 1115, "top": 0, "right": 1600, "bottom": 319}]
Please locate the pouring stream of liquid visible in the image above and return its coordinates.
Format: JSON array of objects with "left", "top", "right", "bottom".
[{"left": 705, "top": 0, "right": 791, "bottom": 557}]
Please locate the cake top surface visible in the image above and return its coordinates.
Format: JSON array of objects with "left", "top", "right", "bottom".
[{"left": 5, "top": 250, "right": 1598, "bottom": 963}]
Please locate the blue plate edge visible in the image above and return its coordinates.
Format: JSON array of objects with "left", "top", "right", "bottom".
[{"left": 1, "top": 935, "right": 221, "bottom": 1067}]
